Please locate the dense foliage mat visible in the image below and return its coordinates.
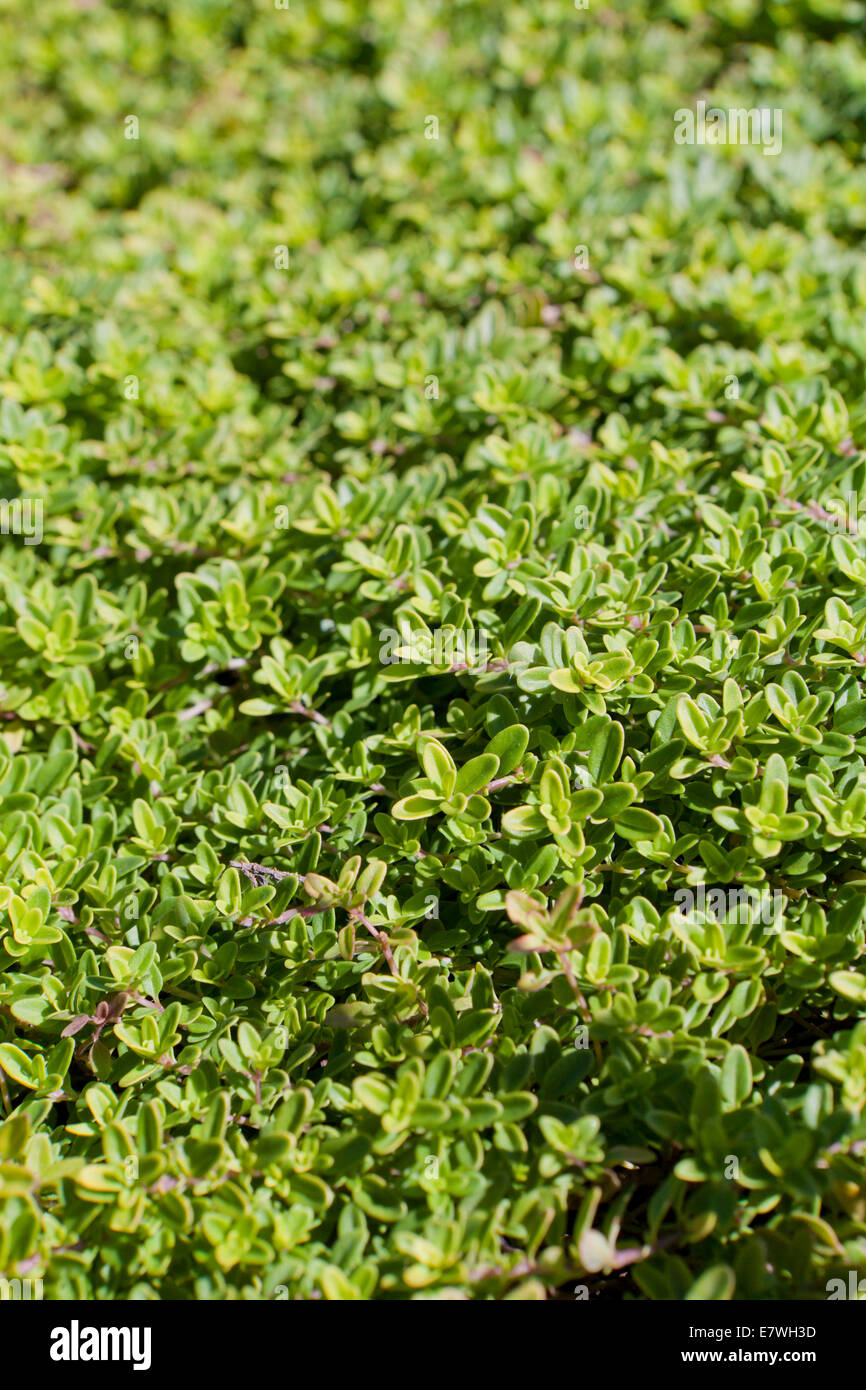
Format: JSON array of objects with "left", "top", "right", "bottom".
[{"left": 2, "top": 0, "right": 866, "bottom": 1301}]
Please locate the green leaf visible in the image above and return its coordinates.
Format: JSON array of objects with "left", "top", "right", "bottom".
[
  {"left": 0, "top": 1044, "right": 38, "bottom": 1088},
  {"left": 455, "top": 753, "right": 499, "bottom": 796},
  {"left": 420, "top": 739, "right": 457, "bottom": 797},
  {"left": 392, "top": 793, "right": 439, "bottom": 820},
  {"left": 485, "top": 724, "right": 529, "bottom": 776},
  {"left": 720, "top": 1045, "right": 752, "bottom": 1107},
  {"left": 685, "top": 1266, "right": 736, "bottom": 1301}
]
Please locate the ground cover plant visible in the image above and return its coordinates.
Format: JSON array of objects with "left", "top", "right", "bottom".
[{"left": 2, "top": 0, "right": 866, "bottom": 1302}]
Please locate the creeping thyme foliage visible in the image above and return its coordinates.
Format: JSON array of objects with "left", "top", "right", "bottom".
[{"left": 3, "top": 0, "right": 866, "bottom": 1301}]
